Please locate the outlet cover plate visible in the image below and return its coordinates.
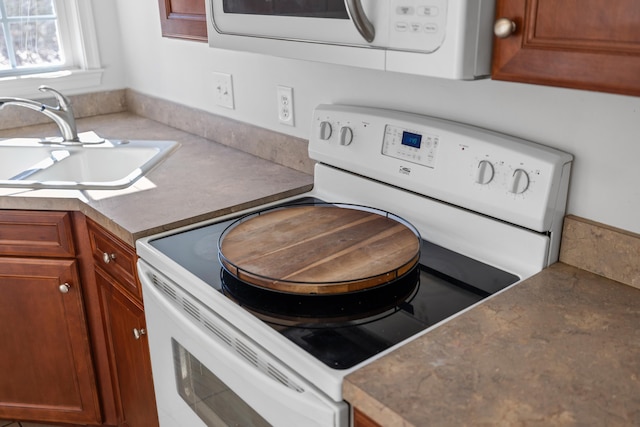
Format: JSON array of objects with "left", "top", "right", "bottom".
[
  {"left": 277, "top": 85, "right": 294, "bottom": 126},
  {"left": 213, "top": 72, "right": 234, "bottom": 109}
]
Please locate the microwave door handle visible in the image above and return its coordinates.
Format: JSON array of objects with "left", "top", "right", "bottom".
[{"left": 345, "top": 0, "right": 375, "bottom": 42}]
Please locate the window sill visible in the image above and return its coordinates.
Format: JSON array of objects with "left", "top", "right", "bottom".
[{"left": 0, "top": 68, "right": 104, "bottom": 99}]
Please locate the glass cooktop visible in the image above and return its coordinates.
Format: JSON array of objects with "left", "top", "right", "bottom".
[{"left": 150, "top": 198, "right": 519, "bottom": 369}]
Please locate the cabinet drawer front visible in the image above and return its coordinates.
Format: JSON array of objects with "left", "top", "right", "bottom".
[
  {"left": 0, "top": 211, "right": 75, "bottom": 257},
  {"left": 87, "top": 220, "right": 141, "bottom": 300}
]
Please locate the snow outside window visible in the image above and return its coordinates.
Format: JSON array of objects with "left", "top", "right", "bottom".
[{"left": 0, "top": 0, "right": 102, "bottom": 97}]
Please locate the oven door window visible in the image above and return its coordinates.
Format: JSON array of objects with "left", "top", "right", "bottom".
[
  {"left": 223, "top": 0, "right": 349, "bottom": 18},
  {"left": 173, "top": 339, "right": 271, "bottom": 427}
]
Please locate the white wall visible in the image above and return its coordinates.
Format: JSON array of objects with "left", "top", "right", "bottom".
[
  {"left": 89, "top": 1, "right": 127, "bottom": 92},
  {"left": 110, "top": 0, "right": 640, "bottom": 234}
]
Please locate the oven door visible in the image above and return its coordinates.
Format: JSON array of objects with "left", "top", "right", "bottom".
[{"left": 139, "top": 260, "right": 348, "bottom": 427}]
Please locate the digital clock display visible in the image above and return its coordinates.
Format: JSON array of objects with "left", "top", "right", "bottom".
[{"left": 401, "top": 131, "right": 422, "bottom": 149}]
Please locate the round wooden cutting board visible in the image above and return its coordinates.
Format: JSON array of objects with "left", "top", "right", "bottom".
[{"left": 218, "top": 205, "right": 421, "bottom": 294}]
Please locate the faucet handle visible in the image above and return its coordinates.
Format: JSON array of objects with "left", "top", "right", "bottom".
[
  {"left": 37, "top": 85, "right": 79, "bottom": 142},
  {"left": 39, "top": 85, "right": 73, "bottom": 111}
]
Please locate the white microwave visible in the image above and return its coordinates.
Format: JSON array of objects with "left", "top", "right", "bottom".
[{"left": 206, "top": 0, "right": 496, "bottom": 80}]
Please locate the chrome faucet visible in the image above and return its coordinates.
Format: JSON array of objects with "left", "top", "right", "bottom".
[{"left": 0, "top": 85, "right": 79, "bottom": 142}]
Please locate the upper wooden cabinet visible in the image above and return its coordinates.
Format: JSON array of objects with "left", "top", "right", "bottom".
[
  {"left": 491, "top": 0, "right": 640, "bottom": 97},
  {"left": 158, "top": 0, "right": 207, "bottom": 41}
]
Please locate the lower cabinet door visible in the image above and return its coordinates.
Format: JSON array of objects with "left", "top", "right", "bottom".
[
  {"left": 96, "top": 267, "right": 159, "bottom": 427},
  {"left": 0, "top": 258, "right": 101, "bottom": 424},
  {"left": 354, "top": 408, "right": 382, "bottom": 427}
]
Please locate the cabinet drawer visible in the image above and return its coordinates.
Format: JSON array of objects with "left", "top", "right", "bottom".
[
  {"left": 0, "top": 211, "right": 75, "bottom": 257},
  {"left": 87, "top": 219, "right": 141, "bottom": 300}
]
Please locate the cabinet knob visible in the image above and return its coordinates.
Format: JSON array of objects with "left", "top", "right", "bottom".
[
  {"left": 102, "top": 252, "right": 116, "bottom": 264},
  {"left": 494, "top": 18, "right": 517, "bottom": 38},
  {"left": 133, "top": 328, "right": 146, "bottom": 340},
  {"left": 59, "top": 283, "right": 71, "bottom": 293}
]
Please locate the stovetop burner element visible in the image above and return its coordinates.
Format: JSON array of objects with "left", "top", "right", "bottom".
[
  {"left": 148, "top": 196, "right": 520, "bottom": 369},
  {"left": 220, "top": 267, "right": 421, "bottom": 326}
]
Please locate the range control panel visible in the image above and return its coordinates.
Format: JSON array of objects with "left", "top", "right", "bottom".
[
  {"left": 381, "top": 124, "right": 439, "bottom": 168},
  {"left": 309, "top": 104, "right": 573, "bottom": 233}
]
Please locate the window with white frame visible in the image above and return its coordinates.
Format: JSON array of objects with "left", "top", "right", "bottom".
[
  {"left": 0, "top": 0, "right": 102, "bottom": 97},
  {"left": 0, "top": 0, "right": 62, "bottom": 74}
]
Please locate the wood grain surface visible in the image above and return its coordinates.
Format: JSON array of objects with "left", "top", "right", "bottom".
[{"left": 219, "top": 205, "right": 420, "bottom": 294}]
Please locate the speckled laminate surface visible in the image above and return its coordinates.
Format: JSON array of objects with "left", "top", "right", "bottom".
[
  {"left": 0, "top": 90, "right": 127, "bottom": 130},
  {"left": 344, "top": 262, "right": 640, "bottom": 426},
  {"left": 560, "top": 215, "right": 640, "bottom": 289},
  {"left": 0, "top": 113, "right": 314, "bottom": 245},
  {"left": 126, "top": 90, "right": 315, "bottom": 175}
]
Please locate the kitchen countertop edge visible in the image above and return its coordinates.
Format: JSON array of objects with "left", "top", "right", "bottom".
[
  {"left": 0, "top": 113, "right": 315, "bottom": 246},
  {"left": 343, "top": 262, "right": 640, "bottom": 426}
]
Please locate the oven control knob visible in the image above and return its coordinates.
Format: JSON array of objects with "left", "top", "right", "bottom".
[
  {"left": 509, "top": 168, "right": 530, "bottom": 194},
  {"left": 318, "top": 121, "right": 332, "bottom": 140},
  {"left": 475, "top": 160, "right": 494, "bottom": 185},
  {"left": 339, "top": 126, "right": 353, "bottom": 146}
]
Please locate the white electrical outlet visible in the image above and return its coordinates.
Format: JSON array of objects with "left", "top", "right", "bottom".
[
  {"left": 213, "top": 72, "right": 234, "bottom": 109},
  {"left": 277, "top": 85, "right": 294, "bottom": 126}
]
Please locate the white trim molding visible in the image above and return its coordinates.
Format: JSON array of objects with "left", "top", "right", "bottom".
[{"left": 0, "top": 0, "right": 104, "bottom": 98}]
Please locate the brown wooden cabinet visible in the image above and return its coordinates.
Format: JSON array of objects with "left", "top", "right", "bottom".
[
  {"left": 491, "top": 0, "right": 640, "bottom": 96},
  {"left": 158, "top": 0, "right": 207, "bottom": 41},
  {"left": 88, "top": 219, "right": 159, "bottom": 427},
  {"left": 353, "top": 408, "right": 382, "bottom": 427},
  {"left": 0, "top": 210, "right": 159, "bottom": 427},
  {"left": 0, "top": 211, "right": 101, "bottom": 424}
]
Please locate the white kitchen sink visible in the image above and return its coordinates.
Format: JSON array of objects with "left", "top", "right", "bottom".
[{"left": 0, "top": 137, "right": 179, "bottom": 190}]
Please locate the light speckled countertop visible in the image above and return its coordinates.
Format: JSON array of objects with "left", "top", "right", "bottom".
[
  {"left": 344, "top": 263, "right": 640, "bottom": 426},
  {"left": 0, "top": 113, "right": 314, "bottom": 245},
  {"left": 344, "top": 216, "right": 640, "bottom": 426}
]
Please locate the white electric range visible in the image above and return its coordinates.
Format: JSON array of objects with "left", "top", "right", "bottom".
[{"left": 136, "top": 104, "right": 573, "bottom": 427}]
